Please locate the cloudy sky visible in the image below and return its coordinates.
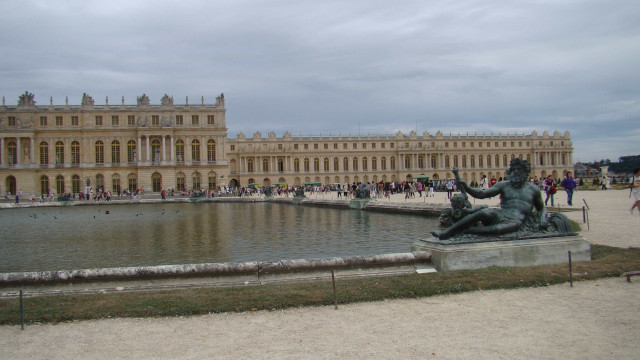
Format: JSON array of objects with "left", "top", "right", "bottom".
[{"left": 2, "top": 0, "right": 638, "bottom": 162}]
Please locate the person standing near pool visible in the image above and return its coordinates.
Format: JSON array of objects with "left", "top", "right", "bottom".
[
  {"left": 560, "top": 172, "right": 577, "bottom": 206},
  {"left": 629, "top": 168, "right": 640, "bottom": 214}
]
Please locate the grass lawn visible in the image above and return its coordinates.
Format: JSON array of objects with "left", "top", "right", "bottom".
[{"left": 1, "top": 245, "right": 638, "bottom": 325}]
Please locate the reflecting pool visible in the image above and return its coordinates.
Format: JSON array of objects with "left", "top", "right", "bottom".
[{"left": 1, "top": 202, "right": 438, "bottom": 272}]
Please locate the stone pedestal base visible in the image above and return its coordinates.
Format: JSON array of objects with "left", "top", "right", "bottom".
[
  {"left": 411, "top": 235, "right": 591, "bottom": 271},
  {"left": 350, "top": 199, "right": 373, "bottom": 209}
]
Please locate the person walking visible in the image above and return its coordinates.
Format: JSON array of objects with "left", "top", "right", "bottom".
[
  {"left": 543, "top": 175, "right": 556, "bottom": 206},
  {"left": 560, "top": 172, "right": 577, "bottom": 206},
  {"left": 629, "top": 169, "right": 640, "bottom": 214}
]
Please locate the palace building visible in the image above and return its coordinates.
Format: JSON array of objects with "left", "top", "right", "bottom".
[{"left": 0, "top": 92, "right": 573, "bottom": 195}]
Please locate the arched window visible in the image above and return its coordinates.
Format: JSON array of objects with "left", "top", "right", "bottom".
[
  {"left": 390, "top": 157, "right": 396, "bottom": 170},
  {"left": 381, "top": 157, "right": 387, "bottom": 170},
  {"left": 343, "top": 157, "right": 349, "bottom": 171},
  {"left": 175, "top": 140, "right": 184, "bottom": 162},
  {"left": 471, "top": 155, "right": 476, "bottom": 167},
  {"left": 404, "top": 155, "right": 411, "bottom": 169},
  {"left": 304, "top": 158, "right": 310, "bottom": 172},
  {"left": 487, "top": 155, "right": 491, "bottom": 167},
  {"left": 418, "top": 155, "right": 424, "bottom": 169},
  {"left": 207, "top": 139, "right": 216, "bottom": 162},
  {"left": 95, "top": 141, "right": 104, "bottom": 164},
  {"left": 372, "top": 157, "right": 377, "bottom": 170},
  {"left": 479, "top": 155, "right": 484, "bottom": 167},
  {"left": 362, "top": 157, "right": 368, "bottom": 171},
  {"left": 56, "top": 175, "right": 65, "bottom": 194},
  {"left": 191, "top": 139, "right": 200, "bottom": 162},
  {"left": 430, "top": 155, "right": 437, "bottom": 168},
  {"left": 495, "top": 155, "right": 500, "bottom": 168},
  {"left": 333, "top": 157, "right": 339, "bottom": 172},
  {"left": 192, "top": 172, "right": 202, "bottom": 190},
  {"left": 40, "top": 175, "right": 49, "bottom": 195},
  {"left": 353, "top": 157, "right": 358, "bottom": 171},
  {"left": 277, "top": 158, "right": 284, "bottom": 172},
  {"left": 314, "top": 158, "right": 320, "bottom": 172},
  {"left": 55, "top": 141, "right": 64, "bottom": 165},
  {"left": 294, "top": 158, "right": 300, "bottom": 172},
  {"left": 71, "top": 141, "right": 80, "bottom": 165},
  {"left": 454, "top": 155, "right": 459, "bottom": 168},
  {"left": 247, "top": 159, "right": 255, "bottom": 172},
  {"left": 111, "top": 140, "right": 120, "bottom": 164},
  {"left": 324, "top": 158, "right": 330, "bottom": 171},
  {"left": 503, "top": 155, "right": 508, "bottom": 167},
  {"left": 462, "top": 155, "right": 467, "bottom": 168},
  {"left": 445, "top": 155, "right": 450, "bottom": 168},
  {"left": 263, "top": 158, "right": 269, "bottom": 172},
  {"left": 40, "top": 141, "right": 49, "bottom": 165}
]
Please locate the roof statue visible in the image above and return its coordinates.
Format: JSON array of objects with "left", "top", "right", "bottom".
[
  {"left": 216, "top": 93, "right": 225, "bottom": 107},
  {"left": 160, "top": 94, "right": 174, "bottom": 107},
  {"left": 81, "top": 93, "right": 94, "bottom": 106},
  {"left": 18, "top": 91, "right": 36, "bottom": 107},
  {"left": 137, "top": 94, "right": 150, "bottom": 106}
]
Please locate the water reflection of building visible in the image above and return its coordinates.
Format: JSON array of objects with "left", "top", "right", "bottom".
[{"left": 1, "top": 92, "right": 573, "bottom": 194}]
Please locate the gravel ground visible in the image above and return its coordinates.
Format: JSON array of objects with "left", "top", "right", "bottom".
[{"left": 1, "top": 189, "right": 639, "bottom": 359}]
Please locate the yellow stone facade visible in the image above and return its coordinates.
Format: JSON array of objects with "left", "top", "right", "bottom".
[
  {"left": 1, "top": 92, "right": 573, "bottom": 195},
  {"left": 226, "top": 130, "right": 573, "bottom": 188},
  {"left": 0, "top": 92, "right": 228, "bottom": 196}
]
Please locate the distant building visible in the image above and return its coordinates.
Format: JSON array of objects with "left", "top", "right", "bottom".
[{"left": 0, "top": 92, "right": 574, "bottom": 195}]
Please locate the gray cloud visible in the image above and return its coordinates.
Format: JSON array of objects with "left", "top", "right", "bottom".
[{"left": 2, "top": 0, "right": 639, "bottom": 162}]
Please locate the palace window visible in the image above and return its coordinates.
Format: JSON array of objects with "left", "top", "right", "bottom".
[
  {"left": 8, "top": 142, "right": 17, "bottom": 164},
  {"left": 40, "top": 116, "right": 47, "bottom": 126},
  {"left": 263, "top": 158, "right": 269, "bottom": 172},
  {"left": 112, "top": 141, "right": 120, "bottom": 163},
  {"left": 8, "top": 116, "right": 16, "bottom": 126},
  {"left": 40, "top": 141, "right": 49, "bottom": 165},
  {"left": 381, "top": 157, "right": 387, "bottom": 170},
  {"left": 128, "top": 140, "right": 137, "bottom": 163},
  {"left": 390, "top": 156, "right": 396, "bottom": 170},
  {"left": 71, "top": 116, "right": 78, "bottom": 126},
  {"left": 152, "top": 115, "right": 159, "bottom": 126},
  {"left": 324, "top": 158, "right": 330, "bottom": 171},
  {"left": 56, "top": 116, "right": 63, "bottom": 126},
  {"left": 294, "top": 158, "right": 300, "bottom": 172},
  {"left": 128, "top": 173, "right": 137, "bottom": 192},
  {"left": 362, "top": 157, "right": 368, "bottom": 171},
  {"left": 72, "top": 175, "right": 81, "bottom": 193},
  {"left": 304, "top": 158, "right": 310, "bottom": 172},
  {"left": 191, "top": 115, "right": 199, "bottom": 125},
  {"left": 192, "top": 172, "right": 202, "bottom": 190},
  {"left": 40, "top": 175, "right": 49, "bottom": 195},
  {"left": 55, "top": 141, "right": 64, "bottom": 164},
  {"left": 314, "top": 158, "right": 320, "bottom": 171},
  {"left": 191, "top": 140, "right": 201, "bottom": 161},
  {"left": 418, "top": 155, "right": 425, "bottom": 169},
  {"left": 175, "top": 115, "right": 183, "bottom": 125},
  {"left": 207, "top": 115, "right": 214, "bottom": 124},
  {"left": 404, "top": 155, "right": 411, "bottom": 169},
  {"left": 96, "top": 174, "right": 104, "bottom": 189},
  {"left": 71, "top": 141, "right": 80, "bottom": 165},
  {"left": 95, "top": 116, "right": 103, "bottom": 126},
  {"left": 151, "top": 139, "right": 161, "bottom": 162},
  {"left": 207, "top": 140, "right": 216, "bottom": 162},
  {"left": 334, "top": 157, "right": 339, "bottom": 171},
  {"left": 343, "top": 157, "right": 349, "bottom": 171},
  {"left": 95, "top": 141, "right": 104, "bottom": 164},
  {"left": 112, "top": 174, "right": 121, "bottom": 194},
  {"left": 176, "top": 172, "right": 185, "bottom": 190},
  {"left": 352, "top": 157, "right": 358, "bottom": 171},
  {"left": 371, "top": 157, "right": 377, "bottom": 170},
  {"left": 431, "top": 155, "right": 437, "bottom": 168},
  {"left": 112, "top": 115, "right": 119, "bottom": 126},
  {"left": 208, "top": 172, "right": 217, "bottom": 189},
  {"left": 247, "top": 159, "right": 255, "bottom": 173},
  {"left": 56, "top": 175, "right": 65, "bottom": 194},
  {"left": 126, "top": 115, "right": 134, "bottom": 126}
]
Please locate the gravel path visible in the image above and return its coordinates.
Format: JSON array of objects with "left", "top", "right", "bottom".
[{"left": 1, "top": 189, "right": 639, "bottom": 359}]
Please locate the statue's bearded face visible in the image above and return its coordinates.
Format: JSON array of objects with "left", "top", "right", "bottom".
[{"left": 508, "top": 167, "right": 527, "bottom": 186}]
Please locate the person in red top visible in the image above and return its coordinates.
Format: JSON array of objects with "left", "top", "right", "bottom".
[{"left": 489, "top": 176, "right": 497, "bottom": 188}]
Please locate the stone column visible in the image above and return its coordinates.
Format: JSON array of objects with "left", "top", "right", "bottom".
[
  {"left": 137, "top": 136, "right": 142, "bottom": 163},
  {"left": 162, "top": 135, "right": 166, "bottom": 163},
  {"left": 170, "top": 136, "right": 175, "bottom": 163},
  {"left": 16, "top": 138, "right": 21, "bottom": 165},
  {"left": 146, "top": 136, "right": 150, "bottom": 164},
  {"left": 30, "top": 137, "right": 35, "bottom": 165}
]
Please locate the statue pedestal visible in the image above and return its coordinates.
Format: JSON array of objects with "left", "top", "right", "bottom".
[
  {"left": 411, "top": 235, "right": 591, "bottom": 271},
  {"left": 350, "top": 199, "right": 373, "bottom": 209}
]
